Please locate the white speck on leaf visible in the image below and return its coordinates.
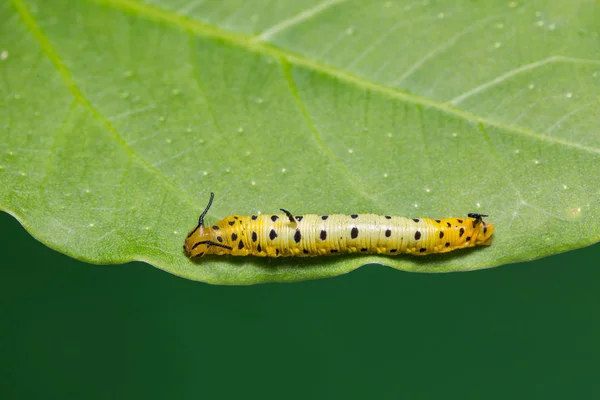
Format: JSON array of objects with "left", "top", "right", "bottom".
[{"left": 569, "top": 207, "right": 582, "bottom": 217}]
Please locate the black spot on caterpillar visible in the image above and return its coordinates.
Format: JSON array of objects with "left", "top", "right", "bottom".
[{"left": 184, "top": 193, "right": 495, "bottom": 258}]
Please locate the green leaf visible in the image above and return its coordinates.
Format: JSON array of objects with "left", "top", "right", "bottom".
[{"left": 1, "top": 0, "right": 599, "bottom": 284}]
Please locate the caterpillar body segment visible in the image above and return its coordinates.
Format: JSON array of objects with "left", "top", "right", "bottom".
[{"left": 184, "top": 193, "right": 494, "bottom": 258}]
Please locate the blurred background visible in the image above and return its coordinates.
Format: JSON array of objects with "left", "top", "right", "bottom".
[{"left": 1, "top": 210, "right": 599, "bottom": 399}]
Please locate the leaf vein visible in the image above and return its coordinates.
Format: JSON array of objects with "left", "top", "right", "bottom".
[
  {"left": 256, "top": 0, "right": 348, "bottom": 41},
  {"left": 450, "top": 56, "right": 600, "bottom": 105},
  {"left": 281, "top": 59, "right": 380, "bottom": 208},
  {"left": 11, "top": 0, "right": 199, "bottom": 209},
  {"left": 393, "top": 12, "right": 510, "bottom": 86},
  {"left": 39, "top": 100, "right": 79, "bottom": 200}
]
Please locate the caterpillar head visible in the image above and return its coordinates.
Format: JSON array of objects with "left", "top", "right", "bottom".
[
  {"left": 184, "top": 192, "right": 233, "bottom": 258},
  {"left": 184, "top": 225, "right": 232, "bottom": 258},
  {"left": 468, "top": 213, "right": 495, "bottom": 246}
]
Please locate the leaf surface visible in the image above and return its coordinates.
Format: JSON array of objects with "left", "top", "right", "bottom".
[{"left": 1, "top": 0, "right": 599, "bottom": 284}]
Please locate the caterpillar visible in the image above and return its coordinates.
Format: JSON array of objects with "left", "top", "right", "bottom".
[{"left": 184, "top": 193, "right": 494, "bottom": 258}]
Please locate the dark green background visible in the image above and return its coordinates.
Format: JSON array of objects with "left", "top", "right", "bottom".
[{"left": 1, "top": 211, "right": 599, "bottom": 399}]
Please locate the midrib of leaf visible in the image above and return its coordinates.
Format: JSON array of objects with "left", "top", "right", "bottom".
[{"left": 89, "top": 0, "right": 600, "bottom": 156}]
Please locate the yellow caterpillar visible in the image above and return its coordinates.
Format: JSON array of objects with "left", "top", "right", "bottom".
[{"left": 184, "top": 193, "right": 494, "bottom": 258}]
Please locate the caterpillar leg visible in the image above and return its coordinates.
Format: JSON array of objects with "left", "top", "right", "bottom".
[{"left": 280, "top": 208, "right": 297, "bottom": 224}]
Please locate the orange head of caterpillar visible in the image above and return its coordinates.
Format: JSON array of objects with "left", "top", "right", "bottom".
[
  {"left": 467, "top": 213, "right": 495, "bottom": 246},
  {"left": 184, "top": 192, "right": 233, "bottom": 258}
]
